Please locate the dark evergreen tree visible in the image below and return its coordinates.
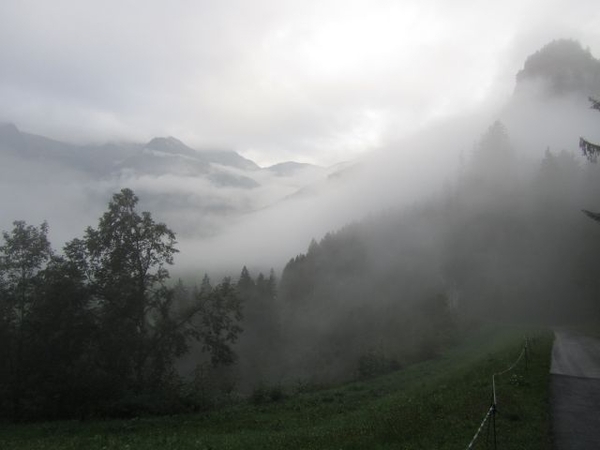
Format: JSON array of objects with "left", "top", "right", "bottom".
[
  {"left": 580, "top": 98, "right": 600, "bottom": 163},
  {"left": 467, "top": 120, "right": 516, "bottom": 191},
  {"left": 237, "top": 266, "right": 255, "bottom": 297},
  {"left": 199, "top": 273, "right": 212, "bottom": 296},
  {"left": 580, "top": 98, "right": 600, "bottom": 221},
  {"left": 268, "top": 269, "right": 277, "bottom": 295}
]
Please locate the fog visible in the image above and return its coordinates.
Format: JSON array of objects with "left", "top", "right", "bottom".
[
  {"left": 3, "top": 1, "right": 600, "bottom": 409},
  {"left": 2, "top": 1, "right": 600, "bottom": 166},
  {"left": 172, "top": 89, "right": 600, "bottom": 276},
  {"left": 2, "top": 79, "right": 600, "bottom": 281},
  {"left": 2, "top": 3, "right": 600, "bottom": 277}
]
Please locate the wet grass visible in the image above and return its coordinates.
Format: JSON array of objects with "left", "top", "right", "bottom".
[{"left": 0, "top": 326, "right": 553, "bottom": 449}]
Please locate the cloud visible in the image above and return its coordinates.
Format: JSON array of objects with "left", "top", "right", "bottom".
[{"left": 1, "top": 0, "right": 599, "bottom": 166}]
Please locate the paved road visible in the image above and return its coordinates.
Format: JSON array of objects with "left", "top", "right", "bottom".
[{"left": 551, "top": 330, "right": 600, "bottom": 450}]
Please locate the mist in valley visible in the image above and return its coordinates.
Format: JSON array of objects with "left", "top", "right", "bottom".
[{"left": 1, "top": 0, "right": 600, "bottom": 421}]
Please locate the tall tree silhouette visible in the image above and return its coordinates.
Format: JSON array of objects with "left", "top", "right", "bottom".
[{"left": 0, "top": 221, "right": 52, "bottom": 419}]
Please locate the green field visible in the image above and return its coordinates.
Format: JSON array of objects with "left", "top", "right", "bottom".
[{"left": 0, "top": 327, "right": 553, "bottom": 449}]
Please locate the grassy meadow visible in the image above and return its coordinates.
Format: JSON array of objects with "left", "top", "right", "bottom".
[{"left": 0, "top": 327, "right": 553, "bottom": 449}]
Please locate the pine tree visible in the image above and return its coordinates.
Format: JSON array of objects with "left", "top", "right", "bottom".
[
  {"left": 237, "top": 266, "right": 255, "bottom": 296},
  {"left": 468, "top": 120, "right": 516, "bottom": 190},
  {"left": 199, "top": 273, "right": 212, "bottom": 296},
  {"left": 580, "top": 98, "right": 600, "bottom": 222},
  {"left": 580, "top": 99, "right": 600, "bottom": 162}
]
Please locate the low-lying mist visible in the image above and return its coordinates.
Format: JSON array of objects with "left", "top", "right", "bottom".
[
  {"left": 248, "top": 90, "right": 600, "bottom": 384},
  {"left": 2, "top": 81, "right": 598, "bottom": 287},
  {"left": 175, "top": 86, "right": 600, "bottom": 276}
]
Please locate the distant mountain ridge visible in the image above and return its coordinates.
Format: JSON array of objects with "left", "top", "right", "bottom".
[
  {"left": 145, "top": 136, "right": 260, "bottom": 171},
  {"left": 266, "top": 161, "right": 322, "bottom": 176},
  {"left": 0, "top": 124, "right": 270, "bottom": 187},
  {"left": 0, "top": 123, "right": 341, "bottom": 238}
]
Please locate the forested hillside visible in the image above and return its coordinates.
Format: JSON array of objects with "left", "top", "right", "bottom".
[{"left": 274, "top": 116, "right": 600, "bottom": 382}]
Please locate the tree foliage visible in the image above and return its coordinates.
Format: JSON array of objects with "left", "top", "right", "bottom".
[
  {"left": 0, "top": 221, "right": 53, "bottom": 419},
  {"left": 467, "top": 120, "right": 516, "bottom": 191},
  {"left": 0, "top": 189, "right": 244, "bottom": 420},
  {"left": 579, "top": 98, "right": 600, "bottom": 163},
  {"left": 580, "top": 98, "right": 600, "bottom": 221},
  {"left": 194, "top": 277, "right": 243, "bottom": 366},
  {"left": 78, "top": 188, "right": 180, "bottom": 394}
]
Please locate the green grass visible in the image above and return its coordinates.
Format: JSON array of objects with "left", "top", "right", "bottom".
[{"left": 0, "top": 327, "right": 553, "bottom": 449}]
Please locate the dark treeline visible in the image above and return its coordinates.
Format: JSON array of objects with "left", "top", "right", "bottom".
[
  {"left": 0, "top": 189, "right": 249, "bottom": 421},
  {"left": 173, "top": 265, "right": 281, "bottom": 399}
]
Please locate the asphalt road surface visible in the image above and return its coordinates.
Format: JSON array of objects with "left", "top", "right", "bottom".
[{"left": 551, "top": 330, "right": 600, "bottom": 450}]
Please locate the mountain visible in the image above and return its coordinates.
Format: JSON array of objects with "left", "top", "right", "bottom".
[
  {"left": 143, "top": 136, "right": 260, "bottom": 171},
  {"left": 0, "top": 124, "right": 335, "bottom": 240},
  {"left": 199, "top": 149, "right": 260, "bottom": 171},
  {"left": 266, "top": 161, "right": 322, "bottom": 176},
  {"left": 515, "top": 39, "right": 600, "bottom": 98},
  {"left": 0, "top": 122, "right": 102, "bottom": 169},
  {"left": 146, "top": 136, "right": 200, "bottom": 157},
  {"left": 0, "top": 125, "right": 261, "bottom": 187}
]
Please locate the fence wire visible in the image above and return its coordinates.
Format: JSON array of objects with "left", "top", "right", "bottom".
[
  {"left": 466, "top": 404, "right": 494, "bottom": 449},
  {"left": 493, "top": 347, "right": 526, "bottom": 404},
  {"left": 464, "top": 339, "right": 528, "bottom": 449}
]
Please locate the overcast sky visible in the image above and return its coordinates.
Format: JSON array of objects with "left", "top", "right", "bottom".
[{"left": 1, "top": 0, "right": 599, "bottom": 166}]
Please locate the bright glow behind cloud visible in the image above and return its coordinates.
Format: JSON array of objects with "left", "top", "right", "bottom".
[{"left": 0, "top": 0, "right": 599, "bottom": 165}]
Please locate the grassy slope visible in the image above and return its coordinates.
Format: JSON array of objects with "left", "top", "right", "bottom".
[{"left": 0, "top": 327, "right": 553, "bottom": 450}]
